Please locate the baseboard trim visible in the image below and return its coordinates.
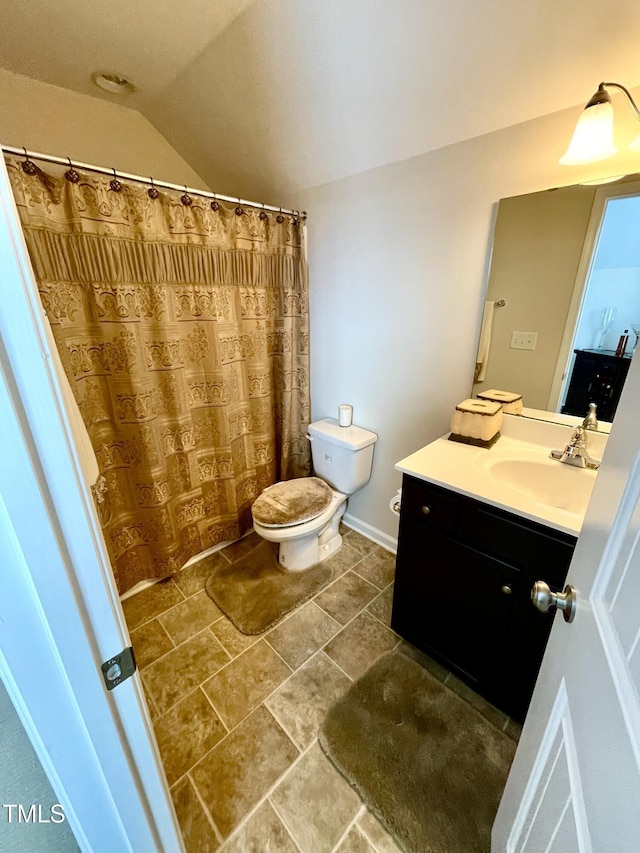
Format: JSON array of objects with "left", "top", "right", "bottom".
[{"left": 343, "top": 512, "right": 398, "bottom": 555}]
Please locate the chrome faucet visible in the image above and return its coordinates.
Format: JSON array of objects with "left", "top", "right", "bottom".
[{"left": 550, "top": 426, "right": 600, "bottom": 470}]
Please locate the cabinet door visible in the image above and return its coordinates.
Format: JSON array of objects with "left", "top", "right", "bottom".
[{"left": 392, "top": 517, "right": 520, "bottom": 687}]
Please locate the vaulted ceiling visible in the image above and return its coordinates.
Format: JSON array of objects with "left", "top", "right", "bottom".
[{"left": 1, "top": 0, "right": 640, "bottom": 200}]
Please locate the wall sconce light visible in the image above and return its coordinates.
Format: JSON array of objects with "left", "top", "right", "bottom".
[{"left": 559, "top": 82, "right": 640, "bottom": 166}]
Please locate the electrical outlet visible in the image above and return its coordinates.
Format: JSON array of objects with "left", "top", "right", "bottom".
[{"left": 510, "top": 331, "right": 538, "bottom": 350}]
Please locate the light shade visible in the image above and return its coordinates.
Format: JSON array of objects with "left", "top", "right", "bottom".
[
  {"left": 559, "top": 100, "right": 617, "bottom": 166},
  {"left": 629, "top": 132, "right": 640, "bottom": 152}
]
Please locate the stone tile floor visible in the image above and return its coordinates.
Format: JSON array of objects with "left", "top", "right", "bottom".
[{"left": 123, "top": 527, "right": 520, "bottom": 852}]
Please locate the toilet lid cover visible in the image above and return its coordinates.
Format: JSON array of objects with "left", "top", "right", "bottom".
[{"left": 252, "top": 477, "right": 334, "bottom": 527}]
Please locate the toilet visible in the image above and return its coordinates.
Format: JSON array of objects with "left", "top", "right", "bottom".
[{"left": 251, "top": 418, "right": 378, "bottom": 571}]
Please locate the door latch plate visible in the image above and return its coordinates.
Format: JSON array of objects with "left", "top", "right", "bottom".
[{"left": 101, "top": 646, "right": 136, "bottom": 691}]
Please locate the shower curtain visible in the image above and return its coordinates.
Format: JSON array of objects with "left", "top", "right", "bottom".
[{"left": 7, "top": 158, "right": 310, "bottom": 593}]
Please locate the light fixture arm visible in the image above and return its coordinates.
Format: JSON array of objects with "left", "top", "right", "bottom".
[{"left": 598, "top": 82, "right": 640, "bottom": 121}]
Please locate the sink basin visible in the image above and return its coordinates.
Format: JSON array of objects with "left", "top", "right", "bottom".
[{"left": 483, "top": 453, "right": 597, "bottom": 517}]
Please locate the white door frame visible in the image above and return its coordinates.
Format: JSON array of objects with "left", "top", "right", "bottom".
[
  {"left": 0, "top": 159, "right": 183, "bottom": 850},
  {"left": 546, "top": 179, "right": 640, "bottom": 413}
]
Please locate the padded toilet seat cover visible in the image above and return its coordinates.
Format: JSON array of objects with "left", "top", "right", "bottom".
[{"left": 252, "top": 477, "right": 334, "bottom": 528}]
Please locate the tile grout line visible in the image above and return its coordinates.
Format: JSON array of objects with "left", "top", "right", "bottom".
[
  {"left": 196, "top": 637, "right": 292, "bottom": 710},
  {"left": 318, "top": 567, "right": 380, "bottom": 605},
  {"left": 261, "top": 648, "right": 346, "bottom": 750},
  {"left": 329, "top": 804, "right": 367, "bottom": 853},
  {"left": 142, "top": 621, "right": 229, "bottom": 671},
  {"left": 200, "top": 642, "right": 325, "bottom": 737},
  {"left": 151, "top": 682, "right": 228, "bottom": 733},
  {"left": 262, "top": 640, "right": 296, "bottom": 675},
  {"left": 263, "top": 614, "right": 342, "bottom": 670},
  {"left": 174, "top": 680, "right": 304, "bottom": 788},
  {"left": 197, "top": 685, "right": 230, "bottom": 735},
  {"left": 316, "top": 648, "right": 354, "bottom": 684},
  {"left": 217, "top": 731, "right": 319, "bottom": 850},
  {"left": 124, "top": 584, "right": 205, "bottom": 634},
  {"left": 147, "top": 646, "right": 231, "bottom": 718},
  {"left": 356, "top": 812, "right": 397, "bottom": 853},
  {"left": 315, "top": 599, "right": 399, "bottom": 662},
  {"left": 184, "top": 770, "right": 226, "bottom": 848},
  {"left": 210, "top": 624, "right": 263, "bottom": 659},
  {"left": 156, "top": 591, "right": 226, "bottom": 639},
  {"left": 124, "top": 579, "right": 186, "bottom": 631},
  {"left": 351, "top": 565, "right": 393, "bottom": 593},
  {"left": 265, "top": 738, "right": 329, "bottom": 851},
  {"left": 130, "top": 615, "right": 177, "bottom": 655}
]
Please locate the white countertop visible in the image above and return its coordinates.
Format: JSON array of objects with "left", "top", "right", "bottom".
[{"left": 395, "top": 414, "right": 607, "bottom": 537}]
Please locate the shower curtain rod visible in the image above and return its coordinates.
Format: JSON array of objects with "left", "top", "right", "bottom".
[{"left": 2, "top": 144, "right": 306, "bottom": 220}]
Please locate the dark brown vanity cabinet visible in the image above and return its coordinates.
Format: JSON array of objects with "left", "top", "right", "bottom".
[{"left": 391, "top": 474, "right": 576, "bottom": 722}]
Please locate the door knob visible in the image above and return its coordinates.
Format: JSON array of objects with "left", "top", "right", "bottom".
[{"left": 531, "top": 581, "right": 576, "bottom": 623}]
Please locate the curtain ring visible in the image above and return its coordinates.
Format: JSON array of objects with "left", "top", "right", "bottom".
[
  {"left": 235, "top": 197, "right": 244, "bottom": 216},
  {"left": 148, "top": 177, "right": 159, "bottom": 199},
  {"left": 181, "top": 186, "right": 192, "bottom": 206},
  {"left": 21, "top": 147, "right": 38, "bottom": 176},
  {"left": 109, "top": 168, "right": 122, "bottom": 192},
  {"left": 292, "top": 209, "right": 300, "bottom": 226},
  {"left": 259, "top": 202, "right": 268, "bottom": 221},
  {"left": 65, "top": 157, "right": 80, "bottom": 184},
  {"left": 210, "top": 193, "right": 220, "bottom": 212},
  {"left": 276, "top": 206, "right": 284, "bottom": 224}
]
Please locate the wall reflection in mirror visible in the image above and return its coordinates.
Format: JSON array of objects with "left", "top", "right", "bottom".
[{"left": 473, "top": 174, "right": 640, "bottom": 431}]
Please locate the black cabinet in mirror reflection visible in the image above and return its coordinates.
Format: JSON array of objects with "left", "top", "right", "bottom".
[{"left": 562, "top": 349, "right": 632, "bottom": 423}]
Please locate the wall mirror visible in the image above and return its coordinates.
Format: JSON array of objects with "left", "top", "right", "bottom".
[{"left": 472, "top": 174, "right": 640, "bottom": 432}]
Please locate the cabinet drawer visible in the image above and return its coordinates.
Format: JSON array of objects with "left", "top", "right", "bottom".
[{"left": 401, "top": 475, "right": 459, "bottom": 534}]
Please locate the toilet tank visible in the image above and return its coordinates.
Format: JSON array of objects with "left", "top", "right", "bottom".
[{"left": 308, "top": 418, "right": 378, "bottom": 494}]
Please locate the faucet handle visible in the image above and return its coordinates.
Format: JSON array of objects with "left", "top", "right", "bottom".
[{"left": 569, "top": 426, "right": 587, "bottom": 447}]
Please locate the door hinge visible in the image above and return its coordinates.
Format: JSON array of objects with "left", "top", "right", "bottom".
[{"left": 101, "top": 646, "right": 136, "bottom": 691}]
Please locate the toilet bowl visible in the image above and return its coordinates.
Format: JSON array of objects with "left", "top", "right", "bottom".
[
  {"left": 251, "top": 417, "right": 377, "bottom": 572},
  {"left": 253, "top": 486, "right": 347, "bottom": 571}
]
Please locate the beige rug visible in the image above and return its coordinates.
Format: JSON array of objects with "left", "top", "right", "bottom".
[
  {"left": 204, "top": 539, "right": 333, "bottom": 634},
  {"left": 319, "top": 650, "right": 516, "bottom": 853}
]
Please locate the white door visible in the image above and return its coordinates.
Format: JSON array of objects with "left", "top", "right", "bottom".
[
  {"left": 493, "top": 350, "right": 640, "bottom": 851},
  {"left": 0, "top": 157, "right": 183, "bottom": 850}
]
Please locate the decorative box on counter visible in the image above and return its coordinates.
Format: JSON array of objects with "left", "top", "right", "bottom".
[
  {"left": 476, "top": 388, "right": 523, "bottom": 414},
  {"left": 449, "top": 398, "right": 502, "bottom": 448}
]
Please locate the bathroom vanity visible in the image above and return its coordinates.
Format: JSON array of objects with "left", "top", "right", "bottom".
[{"left": 392, "top": 415, "right": 606, "bottom": 722}]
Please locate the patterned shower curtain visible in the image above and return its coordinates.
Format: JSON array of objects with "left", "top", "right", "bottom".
[{"left": 7, "top": 158, "right": 310, "bottom": 593}]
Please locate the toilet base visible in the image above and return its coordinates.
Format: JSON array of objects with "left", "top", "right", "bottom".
[{"left": 277, "top": 502, "right": 346, "bottom": 572}]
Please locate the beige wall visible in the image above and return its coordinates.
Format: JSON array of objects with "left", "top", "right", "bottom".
[
  {"left": 293, "top": 91, "right": 640, "bottom": 543},
  {"left": 475, "top": 185, "right": 597, "bottom": 408},
  {"left": 0, "top": 68, "right": 207, "bottom": 189}
]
